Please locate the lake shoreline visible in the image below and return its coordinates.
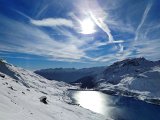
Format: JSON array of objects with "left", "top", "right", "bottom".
[
  {"left": 68, "top": 88, "right": 160, "bottom": 106},
  {"left": 68, "top": 90, "right": 160, "bottom": 120}
]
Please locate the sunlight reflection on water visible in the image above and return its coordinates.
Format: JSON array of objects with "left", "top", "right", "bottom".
[
  {"left": 70, "top": 90, "right": 160, "bottom": 120},
  {"left": 72, "top": 91, "right": 114, "bottom": 116}
]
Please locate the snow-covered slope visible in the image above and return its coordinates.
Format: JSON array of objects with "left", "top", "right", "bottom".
[{"left": 0, "top": 60, "right": 105, "bottom": 120}]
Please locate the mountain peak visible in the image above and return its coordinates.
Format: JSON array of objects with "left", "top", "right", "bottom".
[
  {"left": 102, "top": 57, "right": 160, "bottom": 84},
  {"left": 0, "top": 59, "right": 8, "bottom": 64},
  {"left": 108, "top": 57, "right": 151, "bottom": 69}
]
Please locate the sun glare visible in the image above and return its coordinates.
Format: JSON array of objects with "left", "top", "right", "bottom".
[{"left": 80, "top": 18, "right": 96, "bottom": 34}]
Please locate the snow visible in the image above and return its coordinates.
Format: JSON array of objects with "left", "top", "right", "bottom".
[
  {"left": 97, "top": 58, "right": 160, "bottom": 103},
  {"left": 99, "top": 66, "right": 160, "bottom": 100},
  {"left": 117, "top": 66, "right": 160, "bottom": 96},
  {"left": 100, "top": 58, "right": 159, "bottom": 84},
  {"left": 0, "top": 60, "right": 106, "bottom": 120}
]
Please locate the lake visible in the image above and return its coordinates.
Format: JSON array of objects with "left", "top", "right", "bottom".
[{"left": 69, "top": 90, "right": 160, "bottom": 120}]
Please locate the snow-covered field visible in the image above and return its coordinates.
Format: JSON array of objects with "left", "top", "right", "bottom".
[{"left": 0, "top": 60, "right": 106, "bottom": 120}]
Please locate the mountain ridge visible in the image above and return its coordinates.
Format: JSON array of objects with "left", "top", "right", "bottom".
[{"left": 35, "top": 66, "right": 106, "bottom": 82}]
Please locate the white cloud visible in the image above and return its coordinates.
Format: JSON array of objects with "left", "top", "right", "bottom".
[
  {"left": 85, "top": 0, "right": 125, "bottom": 54},
  {"left": 118, "top": 44, "right": 124, "bottom": 53},
  {"left": 69, "top": 0, "right": 126, "bottom": 58},
  {"left": 91, "top": 15, "right": 115, "bottom": 42},
  {"left": 132, "top": 38, "right": 160, "bottom": 60},
  {"left": 70, "top": 0, "right": 126, "bottom": 44},
  {"left": 0, "top": 14, "right": 107, "bottom": 62},
  {"left": 31, "top": 18, "right": 74, "bottom": 28},
  {"left": 0, "top": 15, "right": 86, "bottom": 61},
  {"left": 0, "top": 0, "right": 159, "bottom": 65}
]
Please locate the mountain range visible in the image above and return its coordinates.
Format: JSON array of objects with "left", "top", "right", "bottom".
[
  {"left": 35, "top": 58, "right": 160, "bottom": 104},
  {"left": 35, "top": 66, "right": 105, "bottom": 83}
]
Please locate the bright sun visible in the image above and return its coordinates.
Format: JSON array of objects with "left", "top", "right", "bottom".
[{"left": 80, "top": 18, "right": 96, "bottom": 34}]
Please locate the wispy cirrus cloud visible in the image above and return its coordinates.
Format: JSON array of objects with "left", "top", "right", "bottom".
[
  {"left": 0, "top": 13, "right": 107, "bottom": 62},
  {"left": 69, "top": 0, "right": 126, "bottom": 59},
  {"left": 75, "top": 0, "right": 159, "bottom": 63},
  {"left": 135, "top": 1, "right": 153, "bottom": 41},
  {"left": 14, "top": 9, "right": 74, "bottom": 28},
  {"left": 0, "top": 0, "right": 159, "bottom": 67},
  {"left": 84, "top": 0, "right": 125, "bottom": 56},
  {"left": 0, "top": 14, "right": 86, "bottom": 61},
  {"left": 87, "top": 0, "right": 124, "bottom": 44}
]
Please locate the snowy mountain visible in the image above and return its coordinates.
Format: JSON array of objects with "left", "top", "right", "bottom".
[
  {"left": 98, "top": 67, "right": 160, "bottom": 104},
  {"left": 0, "top": 60, "right": 105, "bottom": 120},
  {"left": 70, "top": 58, "right": 160, "bottom": 104},
  {"left": 94, "top": 58, "right": 160, "bottom": 104},
  {"left": 99, "top": 57, "right": 160, "bottom": 84},
  {"left": 35, "top": 67, "right": 105, "bottom": 83}
]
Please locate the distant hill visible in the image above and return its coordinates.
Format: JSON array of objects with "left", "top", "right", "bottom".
[{"left": 35, "top": 66, "right": 106, "bottom": 83}]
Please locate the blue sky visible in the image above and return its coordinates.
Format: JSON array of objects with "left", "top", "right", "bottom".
[{"left": 0, "top": 0, "right": 160, "bottom": 70}]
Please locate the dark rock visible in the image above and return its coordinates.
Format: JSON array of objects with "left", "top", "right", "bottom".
[
  {"left": 40, "top": 91, "right": 48, "bottom": 95},
  {"left": 0, "top": 73, "right": 5, "bottom": 78},
  {"left": 8, "top": 86, "right": 17, "bottom": 91},
  {"left": 39, "top": 96, "right": 48, "bottom": 104},
  {"left": 26, "top": 89, "right": 30, "bottom": 91}
]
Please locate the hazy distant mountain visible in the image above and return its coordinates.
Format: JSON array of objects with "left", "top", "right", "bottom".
[{"left": 35, "top": 67, "right": 106, "bottom": 83}]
